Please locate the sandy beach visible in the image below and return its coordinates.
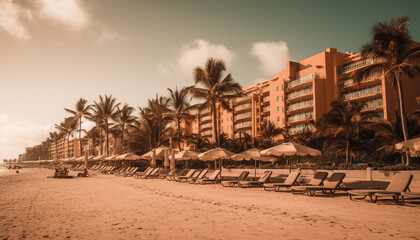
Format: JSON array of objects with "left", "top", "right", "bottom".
[{"left": 1, "top": 168, "right": 419, "bottom": 240}]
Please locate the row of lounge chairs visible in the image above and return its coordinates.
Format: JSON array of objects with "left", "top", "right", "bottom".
[{"left": 85, "top": 164, "right": 419, "bottom": 204}]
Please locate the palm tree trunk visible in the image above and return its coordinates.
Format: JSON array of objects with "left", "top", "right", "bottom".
[
  {"left": 396, "top": 76, "right": 410, "bottom": 166},
  {"left": 121, "top": 126, "right": 124, "bottom": 154},
  {"left": 105, "top": 121, "right": 109, "bottom": 155},
  {"left": 177, "top": 119, "right": 182, "bottom": 151},
  {"left": 79, "top": 117, "right": 82, "bottom": 156},
  {"left": 345, "top": 138, "right": 349, "bottom": 165},
  {"left": 211, "top": 100, "right": 219, "bottom": 147},
  {"left": 67, "top": 135, "right": 71, "bottom": 158}
]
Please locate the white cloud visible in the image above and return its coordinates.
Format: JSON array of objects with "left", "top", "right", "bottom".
[
  {"left": 0, "top": 112, "right": 54, "bottom": 160},
  {"left": 0, "top": 0, "right": 31, "bottom": 40},
  {"left": 159, "top": 39, "right": 235, "bottom": 76},
  {"left": 251, "top": 41, "right": 290, "bottom": 76},
  {"left": 37, "top": 0, "right": 90, "bottom": 30},
  {"left": 95, "top": 25, "right": 121, "bottom": 44}
]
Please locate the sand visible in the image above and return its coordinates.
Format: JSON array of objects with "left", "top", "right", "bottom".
[{"left": 0, "top": 168, "right": 419, "bottom": 240}]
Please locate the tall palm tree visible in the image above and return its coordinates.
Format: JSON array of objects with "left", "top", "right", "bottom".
[
  {"left": 167, "top": 87, "right": 194, "bottom": 150},
  {"left": 351, "top": 15, "right": 420, "bottom": 165},
  {"left": 190, "top": 58, "right": 242, "bottom": 147},
  {"left": 49, "top": 131, "right": 60, "bottom": 160},
  {"left": 64, "top": 98, "right": 91, "bottom": 156},
  {"left": 86, "top": 113, "right": 104, "bottom": 155},
  {"left": 317, "top": 99, "right": 376, "bottom": 164},
  {"left": 143, "top": 94, "right": 171, "bottom": 147},
  {"left": 55, "top": 117, "right": 78, "bottom": 158},
  {"left": 91, "top": 95, "right": 120, "bottom": 155},
  {"left": 113, "top": 103, "right": 136, "bottom": 153}
]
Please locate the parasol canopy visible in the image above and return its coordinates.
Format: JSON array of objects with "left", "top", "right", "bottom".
[
  {"left": 175, "top": 150, "right": 201, "bottom": 160},
  {"left": 261, "top": 142, "right": 321, "bottom": 156},
  {"left": 395, "top": 137, "right": 420, "bottom": 157},
  {"left": 115, "top": 153, "right": 141, "bottom": 160},
  {"left": 232, "top": 148, "right": 277, "bottom": 162},
  {"left": 198, "top": 148, "right": 235, "bottom": 161}
]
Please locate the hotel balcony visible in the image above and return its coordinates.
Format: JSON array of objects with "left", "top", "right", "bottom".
[
  {"left": 235, "top": 94, "right": 252, "bottom": 105},
  {"left": 201, "top": 130, "right": 212, "bottom": 137},
  {"left": 338, "top": 77, "right": 381, "bottom": 90},
  {"left": 199, "top": 115, "right": 212, "bottom": 123},
  {"left": 235, "top": 103, "right": 252, "bottom": 114},
  {"left": 234, "top": 121, "right": 252, "bottom": 130},
  {"left": 341, "top": 84, "right": 382, "bottom": 102},
  {"left": 200, "top": 123, "right": 212, "bottom": 130},
  {"left": 339, "top": 58, "right": 374, "bottom": 75},
  {"left": 200, "top": 108, "right": 211, "bottom": 116},
  {"left": 260, "top": 85, "right": 270, "bottom": 96},
  {"left": 286, "top": 87, "right": 313, "bottom": 103},
  {"left": 287, "top": 99, "right": 313, "bottom": 115},
  {"left": 287, "top": 111, "right": 314, "bottom": 125},
  {"left": 286, "top": 73, "right": 315, "bottom": 92},
  {"left": 234, "top": 112, "right": 252, "bottom": 122}
]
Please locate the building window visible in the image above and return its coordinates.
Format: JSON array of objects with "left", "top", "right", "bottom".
[
  {"left": 277, "top": 116, "right": 280, "bottom": 122},
  {"left": 277, "top": 106, "right": 280, "bottom": 112},
  {"left": 277, "top": 96, "right": 279, "bottom": 102},
  {"left": 276, "top": 86, "right": 279, "bottom": 91}
]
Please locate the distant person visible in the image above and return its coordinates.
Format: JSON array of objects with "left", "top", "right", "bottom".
[{"left": 77, "top": 168, "right": 88, "bottom": 177}]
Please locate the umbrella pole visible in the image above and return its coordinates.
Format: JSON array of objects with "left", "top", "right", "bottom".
[
  {"left": 254, "top": 158, "right": 257, "bottom": 178},
  {"left": 289, "top": 156, "right": 291, "bottom": 173}
]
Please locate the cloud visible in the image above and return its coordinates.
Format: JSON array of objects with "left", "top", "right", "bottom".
[
  {"left": 159, "top": 39, "right": 235, "bottom": 76},
  {"left": 37, "top": 0, "right": 90, "bottom": 30},
  {"left": 251, "top": 41, "right": 290, "bottom": 76},
  {"left": 95, "top": 25, "right": 121, "bottom": 44},
  {"left": 0, "top": 0, "right": 119, "bottom": 44},
  {"left": 0, "top": 0, "right": 31, "bottom": 40},
  {"left": 0, "top": 112, "right": 54, "bottom": 160}
]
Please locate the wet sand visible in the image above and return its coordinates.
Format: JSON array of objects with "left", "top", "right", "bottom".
[{"left": 0, "top": 168, "right": 419, "bottom": 240}]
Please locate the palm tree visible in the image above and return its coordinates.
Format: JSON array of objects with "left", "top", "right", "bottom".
[
  {"left": 167, "top": 87, "right": 194, "bottom": 150},
  {"left": 260, "top": 120, "right": 285, "bottom": 147},
  {"left": 55, "top": 117, "right": 78, "bottom": 158},
  {"left": 86, "top": 113, "right": 104, "bottom": 155},
  {"left": 91, "top": 95, "right": 120, "bottom": 155},
  {"left": 190, "top": 58, "right": 242, "bottom": 147},
  {"left": 351, "top": 15, "right": 420, "bottom": 165},
  {"left": 64, "top": 98, "right": 91, "bottom": 156},
  {"left": 144, "top": 94, "right": 171, "bottom": 147},
  {"left": 49, "top": 131, "right": 60, "bottom": 160},
  {"left": 113, "top": 103, "right": 136, "bottom": 153},
  {"left": 317, "top": 99, "right": 376, "bottom": 164}
]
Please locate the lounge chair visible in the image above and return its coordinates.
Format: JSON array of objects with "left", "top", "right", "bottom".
[
  {"left": 159, "top": 169, "right": 179, "bottom": 179},
  {"left": 291, "top": 172, "right": 346, "bottom": 196},
  {"left": 263, "top": 171, "right": 301, "bottom": 191},
  {"left": 401, "top": 192, "right": 420, "bottom": 204},
  {"left": 221, "top": 171, "right": 250, "bottom": 187},
  {"left": 173, "top": 169, "right": 196, "bottom": 182},
  {"left": 348, "top": 173, "right": 413, "bottom": 203},
  {"left": 167, "top": 169, "right": 188, "bottom": 181},
  {"left": 238, "top": 171, "right": 273, "bottom": 188},
  {"left": 188, "top": 169, "right": 209, "bottom": 183},
  {"left": 195, "top": 170, "right": 221, "bottom": 184},
  {"left": 142, "top": 168, "right": 161, "bottom": 179},
  {"left": 177, "top": 169, "right": 203, "bottom": 182},
  {"left": 134, "top": 167, "right": 154, "bottom": 179},
  {"left": 123, "top": 167, "right": 139, "bottom": 177},
  {"left": 265, "top": 171, "right": 328, "bottom": 192}
]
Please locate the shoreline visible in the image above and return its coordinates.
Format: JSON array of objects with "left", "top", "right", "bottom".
[{"left": 1, "top": 168, "right": 419, "bottom": 239}]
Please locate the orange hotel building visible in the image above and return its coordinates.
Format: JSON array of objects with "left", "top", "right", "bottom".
[{"left": 183, "top": 47, "right": 420, "bottom": 147}]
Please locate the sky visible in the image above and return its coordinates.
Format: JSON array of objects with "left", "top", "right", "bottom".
[{"left": 1, "top": 0, "right": 420, "bottom": 160}]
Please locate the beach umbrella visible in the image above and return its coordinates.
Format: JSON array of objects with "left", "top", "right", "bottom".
[
  {"left": 140, "top": 147, "right": 168, "bottom": 160},
  {"left": 198, "top": 148, "right": 235, "bottom": 178},
  {"left": 164, "top": 148, "right": 170, "bottom": 169},
  {"left": 151, "top": 149, "right": 156, "bottom": 167},
  {"left": 74, "top": 156, "right": 85, "bottom": 161},
  {"left": 93, "top": 154, "right": 109, "bottom": 161},
  {"left": 232, "top": 148, "right": 277, "bottom": 177},
  {"left": 170, "top": 149, "right": 176, "bottom": 170},
  {"left": 104, "top": 154, "right": 119, "bottom": 161},
  {"left": 175, "top": 150, "right": 201, "bottom": 160},
  {"left": 115, "top": 153, "right": 141, "bottom": 160},
  {"left": 261, "top": 142, "right": 321, "bottom": 172},
  {"left": 395, "top": 137, "right": 420, "bottom": 157}
]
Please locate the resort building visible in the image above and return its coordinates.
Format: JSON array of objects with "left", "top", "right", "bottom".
[{"left": 184, "top": 47, "right": 420, "bottom": 146}]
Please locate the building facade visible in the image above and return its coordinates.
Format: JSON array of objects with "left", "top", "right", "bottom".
[{"left": 184, "top": 47, "right": 420, "bottom": 147}]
